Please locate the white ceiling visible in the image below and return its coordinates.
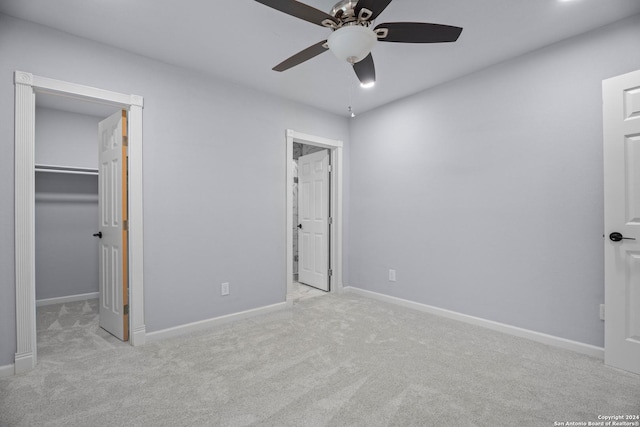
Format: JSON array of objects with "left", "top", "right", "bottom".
[{"left": 2, "top": 0, "right": 639, "bottom": 117}]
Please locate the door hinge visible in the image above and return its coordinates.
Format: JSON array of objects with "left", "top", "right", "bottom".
[
  {"left": 124, "top": 304, "right": 129, "bottom": 315},
  {"left": 123, "top": 135, "right": 129, "bottom": 147},
  {"left": 328, "top": 165, "right": 333, "bottom": 173},
  {"left": 328, "top": 269, "right": 333, "bottom": 277},
  {"left": 328, "top": 217, "right": 333, "bottom": 225},
  {"left": 123, "top": 219, "right": 128, "bottom": 231}
]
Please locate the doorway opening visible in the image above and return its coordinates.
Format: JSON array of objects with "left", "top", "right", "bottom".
[
  {"left": 285, "top": 129, "right": 344, "bottom": 304},
  {"left": 34, "top": 96, "right": 125, "bottom": 359},
  {"left": 13, "top": 71, "right": 145, "bottom": 374}
]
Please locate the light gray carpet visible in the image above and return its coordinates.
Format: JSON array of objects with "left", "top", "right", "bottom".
[
  {"left": 289, "top": 282, "right": 327, "bottom": 301},
  {"left": 1, "top": 292, "right": 639, "bottom": 426}
]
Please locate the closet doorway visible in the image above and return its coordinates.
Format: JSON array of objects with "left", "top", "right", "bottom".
[
  {"left": 34, "top": 95, "right": 107, "bottom": 310},
  {"left": 13, "top": 71, "right": 145, "bottom": 374},
  {"left": 285, "top": 129, "right": 344, "bottom": 303},
  {"left": 35, "top": 95, "right": 129, "bottom": 349}
]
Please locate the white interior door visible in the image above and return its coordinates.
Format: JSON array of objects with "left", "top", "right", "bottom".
[
  {"left": 298, "top": 150, "right": 329, "bottom": 291},
  {"left": 98, "top": 110, "right": 129, "bottom": 341},
  {"left": 603, "top": 69, "right": 640, "bottom": 375}
]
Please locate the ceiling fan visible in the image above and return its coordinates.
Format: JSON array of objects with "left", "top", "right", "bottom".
[{"left": 255, "top": 0, "right": 463, "bottom": 87}]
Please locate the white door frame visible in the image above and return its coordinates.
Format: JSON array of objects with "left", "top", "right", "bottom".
[
  {"left": 13, "top": 71, "right": 146, "bottom": 374},
  {"left": 286, "top": 129, "right": 344, "bottom": 303}
]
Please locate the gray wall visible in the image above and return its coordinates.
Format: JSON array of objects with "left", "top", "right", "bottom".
[
  {"left": 35, "top": 107, "right": 100, "bottom": 169},
  {"left": 35, "top": 174, "right": 99, "bottom": 300},
  {"left": 0, "top": 14, "right": 350, "bottom": 366},
  {"left": 348, "top": 14, "right": 640, "bottom": 347},
  {"left": 35, "top": 107, "right": 101, "bottom": 301}
]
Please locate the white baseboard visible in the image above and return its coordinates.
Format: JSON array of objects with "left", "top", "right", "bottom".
[
  {"left": 36, "top": 292, "right": 99, "bottom": 307},
  {"left": 146, "top": 301, "right": 288, "bottom": 343},
  {"left": 13, "top": 351, "right": 36, "bottom": 374},
  {"left": 0, "top": 363, "right": 15, "bottom": 378},
  {"left": 345, "top": 286, "right": 604, "bottom": 360},
  {"left": 130, "top": 325, "right": 147, "bottom": 347}
]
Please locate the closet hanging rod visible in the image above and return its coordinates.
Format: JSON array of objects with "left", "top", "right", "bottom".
[{"left": 35, "top": 163, "right": 98, "bottom": 176}]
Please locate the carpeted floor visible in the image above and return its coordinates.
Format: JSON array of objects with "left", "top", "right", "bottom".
[
  {"left": 289, "top": 282, "right": 327, "bottom": 301},
  {"left": 1, "top": 292, "right": 639, "bottom": 426}
]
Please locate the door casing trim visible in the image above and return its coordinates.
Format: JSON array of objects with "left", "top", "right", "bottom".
[
  {"left": 13, "top": 71, "right": 145, "bottom": 374},
  {"left": 285, "top": 129, "right": 343, "bottom": 302}
]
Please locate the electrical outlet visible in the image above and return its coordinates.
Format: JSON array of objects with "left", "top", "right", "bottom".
[
  {"left": 600, "top": 304, "right": 605, "bottom": 321},
  {"left": 221, "top": 282, "right": 230, "bottom": 296},
  {"left": 388, "top": 269, "right": 396, "bottom": 282}
]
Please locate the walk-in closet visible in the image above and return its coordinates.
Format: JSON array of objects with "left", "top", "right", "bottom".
[{"left": 34, "top": 94, "right": 119, "bottom": 329}]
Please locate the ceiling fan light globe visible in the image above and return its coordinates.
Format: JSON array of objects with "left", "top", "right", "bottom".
[{"left": 327, "top": 25, "right": 376, "bottom": 64}]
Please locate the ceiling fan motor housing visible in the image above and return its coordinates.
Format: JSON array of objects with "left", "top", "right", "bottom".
[{"left": 331, "top": 0, "right": 359, "bottom": 22}]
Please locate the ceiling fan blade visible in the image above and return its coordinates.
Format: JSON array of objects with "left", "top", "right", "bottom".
[
  {"left": 354, "top": 0, "right": 393, "bottom": 21},
  {"left": 273, "top": 40, "right": 329, "bottom": 72},
  {"left": 353, "top": 53, "right": 376, "bottom": 85},
  {"left": 375, "top": 22, "right": 463, "bottom": 43},
  {"left": 254, "top": 0, "right": 338, "bottom": 27}
]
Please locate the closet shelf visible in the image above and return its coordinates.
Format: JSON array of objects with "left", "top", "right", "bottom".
[{"left": 35, "top": 164, "right": 98, "bottom": 176}]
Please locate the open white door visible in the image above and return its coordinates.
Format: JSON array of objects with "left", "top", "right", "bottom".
[
  {"left": 97, "top": 110, "right": 129, "bottom": 341},
  {"left": 298, "top": 150, "right": 329, "bottom": 291},
  {"left": 603, "top": 69, "right": 640, "bottom": 375}
]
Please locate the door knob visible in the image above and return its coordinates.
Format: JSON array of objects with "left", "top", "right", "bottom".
[
  {"left": 609, "top": 232, "right": 635, "bottom": 242},
  {"left": 297, "top": 224, "right": 303, "bottom": 229},
  {"left": 93, "top": 231, "right": 102, "bottom": 239}
]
